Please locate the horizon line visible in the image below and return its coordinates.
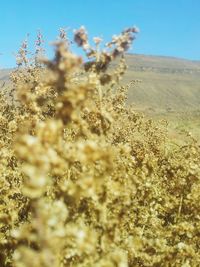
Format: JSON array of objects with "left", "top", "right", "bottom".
[{"left": 1, "top": 52, "right": 200, "bottom": 70}]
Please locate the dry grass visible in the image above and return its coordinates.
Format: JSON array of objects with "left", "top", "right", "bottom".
[{"left": 0, "top": 27, "right": 200, "bottom": 267}]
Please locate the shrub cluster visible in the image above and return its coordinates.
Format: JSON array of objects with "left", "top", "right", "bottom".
[{"left": 0, "top": 27, "right": 200, "bottom": 267}]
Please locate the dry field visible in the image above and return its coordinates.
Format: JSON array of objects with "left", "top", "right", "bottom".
[{"left": 0, "top": 28, "right": 200, "bottom": 267}]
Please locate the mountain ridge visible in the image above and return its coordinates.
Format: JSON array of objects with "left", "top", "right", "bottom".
[
  {"left": 1, "top": 55, "right": 200, "bottom": 112},
  {"left": 122, "top": 54, "right": 200, "bottom": 112},
  {"left": 126, "top": 53, "right": 200, "bottom": 63}
]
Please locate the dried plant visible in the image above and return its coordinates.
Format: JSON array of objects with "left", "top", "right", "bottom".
[{"left": 0, "top": 26, "right": 200, "bottom": 267}]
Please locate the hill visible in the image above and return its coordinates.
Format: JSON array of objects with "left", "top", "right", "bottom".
[
  {"left": 1, "top": 55, "right": 200, "bottom": 113},
  {"left": 122, "top": 54, "right": 200, "bottom": 113},
  {"left": 0, "top": 68, "right": 11, "bottom": 82}
]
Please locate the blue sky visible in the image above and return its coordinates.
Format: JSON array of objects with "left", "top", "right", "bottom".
[{"left": 0, "top": 0, "right": 200, "bottom": 67}]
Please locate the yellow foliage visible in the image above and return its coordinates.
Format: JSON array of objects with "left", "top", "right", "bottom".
[{"left": 0, "top": 27, "right": 200, "bottom": 267}]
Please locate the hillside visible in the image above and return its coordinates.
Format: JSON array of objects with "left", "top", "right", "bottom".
[
  {"left": 1, "top": 55, "right": 200, "bottom": 113},
  {"left": 123, "top": 54, "right": 200, "bottom": 113},
  {"left": 0, "top": 68, "right": 11, "bottom": 82}
]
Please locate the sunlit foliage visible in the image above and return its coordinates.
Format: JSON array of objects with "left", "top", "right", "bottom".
[{"left": 0, "top": 27, "right": 200, "bottom": 267}]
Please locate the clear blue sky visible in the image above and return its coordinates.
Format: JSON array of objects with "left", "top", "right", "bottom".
[{"left": 0, "top": 0, "right": 200, "bottom": 68}]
